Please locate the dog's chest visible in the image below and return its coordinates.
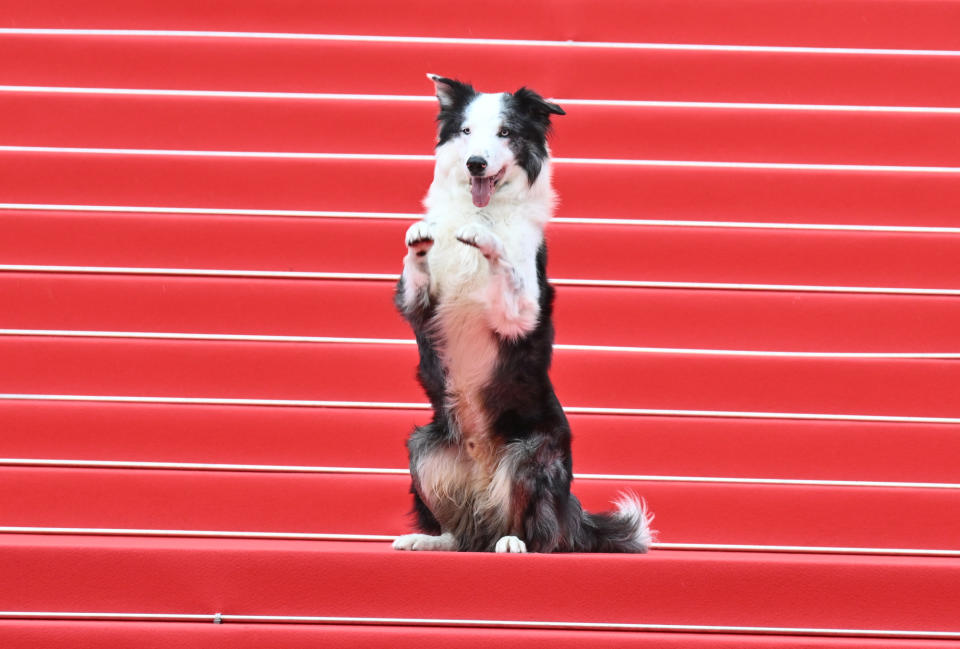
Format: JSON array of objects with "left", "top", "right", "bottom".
[{"left": 426, "top": 220, "right": 512, "bottom": 437}]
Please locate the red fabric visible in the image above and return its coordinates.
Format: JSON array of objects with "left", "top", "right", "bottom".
[{"left": 2, "top": 537, "right": 959, "bottom": 632}]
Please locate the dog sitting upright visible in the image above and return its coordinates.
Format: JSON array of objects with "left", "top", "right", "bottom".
[{"left": 393, "top": 75, "right": 653, "bottom": 553}]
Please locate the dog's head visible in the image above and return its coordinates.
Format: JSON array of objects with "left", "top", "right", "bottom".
[{"left": 428, "top": 74, "right": 565, "bottom": 208}]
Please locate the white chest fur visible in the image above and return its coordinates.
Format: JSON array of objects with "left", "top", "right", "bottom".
[
  {"left": 420, "top": 146, "right": 554, "bottom": 440},
  {"left": 427, "top": 216, "right": 503, "bottom": 438}
]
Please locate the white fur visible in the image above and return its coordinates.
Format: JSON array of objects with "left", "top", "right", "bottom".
[
  {"left": 435, "top": 299, "right": 498, "bottom": 438},
  {"left": 401, "top": 220, "right": 433, "bottom": 310},
  {"left": 495, "top": 535, "right": 528, "bottom": 553},
  {"left": 455, "top": 222, "right": 541, "bottom": 339},
  {"left": 415, "top": 443, "right": 466, "bottom": 510},
  {"left": 470, "top": 439, "right": 528, "bottom": 533},
  {"left": 613, "top": 492, "right": 657, "bottom": 550},
  {"left": 480, "top": 442, "right": 522, "bottom": 521},
  {"left": 393, "top": 532, "right": 457, "bottom": 551},
  {"left": 459, "top": 93, "right": 514, "bottom": 176},
  {"left": 414, "top": 438, "right": 523, "bottom": 535}
]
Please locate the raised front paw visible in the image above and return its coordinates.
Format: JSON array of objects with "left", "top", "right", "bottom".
[
  {"left": 405, "top": 221, "right": 434, "bottom": 257},
  {"left": 455, "top": 223, "right": 504, "bottom": 261}
]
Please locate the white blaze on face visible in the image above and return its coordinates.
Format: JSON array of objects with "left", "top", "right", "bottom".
[
  {"left": 462, "top": 93, "right": 509, "bottom": 166},
  {"left": 460, "top": 93, "right": 514, "bottom": 207}
]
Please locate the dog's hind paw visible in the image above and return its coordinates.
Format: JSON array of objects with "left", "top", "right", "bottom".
[
  {"left": 494, "top": 535, "right": 528, "bottom": 553},
  {"left": 392, "top": 532, "right": 456, "bottom": 551}
]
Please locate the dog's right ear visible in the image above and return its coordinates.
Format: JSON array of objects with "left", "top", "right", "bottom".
[{"left": 427, "top": 73, "right": 476, "bottom": 111}]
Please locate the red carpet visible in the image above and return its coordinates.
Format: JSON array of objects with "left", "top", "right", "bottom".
[{"left": 2, "top": 1, "right": 959, "bottom": 645}]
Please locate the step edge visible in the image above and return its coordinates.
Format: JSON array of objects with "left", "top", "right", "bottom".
[
  {"left": 3, "top": 527, "right": 959, "bottom": 558},
  {"left": 6, "top": 27, "right": 960, "bottom": 58},
  {"left": 0, "top": 610, "right": 957, "bottom": 639},
  {"left": 4, "top": 394, "right": 959, "bottom": 424},
  {"left": 8, "top": 145, "right": 960, "bottom": 174},
  {"left": 4, "top": 458, "right": 959, "bottom": 490},
  {"left": 5, "top": 201, "right": 960, "bottom": 233},
  {"left": 7, "top": 329, "right": 960, "bottom": 359},
  {"left": 5, "top": 265, "right": 960, "bottom": 296},
  {"left": 7, "top": 86, "right": 960, "bottom": 115}
]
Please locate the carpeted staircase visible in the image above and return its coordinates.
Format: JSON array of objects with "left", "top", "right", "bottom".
[{"left": 2, "top": 1, "right": 960, "bottom": 645}]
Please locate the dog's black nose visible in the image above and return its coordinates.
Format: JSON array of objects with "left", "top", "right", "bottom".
[{"left": 466, "top": 156, "right": 488, "bottom": 176}]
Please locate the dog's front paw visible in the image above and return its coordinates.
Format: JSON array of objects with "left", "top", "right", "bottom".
[
  {"left": 494, "top": 535, "right": 528, "bottom": 553},
  {"left": 456, "top": 223, "right": 504, "bottom": 262},
  {"left": 405, "top": 221, "right": 434, "bottom": 257}
]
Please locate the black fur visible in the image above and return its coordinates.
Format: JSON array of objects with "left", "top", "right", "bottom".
[
  {"left": 502, "top": 87, "right": 565, "bottom": 185},
  {"left": 430, "top": 75, "right": 478, "bottom": 146}
]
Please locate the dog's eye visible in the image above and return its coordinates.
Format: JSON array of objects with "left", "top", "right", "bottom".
[
  {"left": 498, "top": 128, "right": 511, "bottom": 137},
  {"left": 461, "top": 127, "right": 471, "bottom": 135}
]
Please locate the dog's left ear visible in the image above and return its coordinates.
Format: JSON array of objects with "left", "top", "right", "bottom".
[{"left": 512, "top": 87, "right": 566, "bottom": 118}]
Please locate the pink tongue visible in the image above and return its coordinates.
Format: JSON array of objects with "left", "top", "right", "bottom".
[{"left": 471, "top": 176, "right": 495, "bottom": 208}]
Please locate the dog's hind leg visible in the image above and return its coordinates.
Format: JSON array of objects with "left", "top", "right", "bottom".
[
  {"left": 455, "top": 223, "right": 540, "bottom": 340},
  {"left": 408, "top": 479, "right": 442, "bottom": 533},
  {"left": 394, "top": 423, "right": 462, "bottom": 552},
  {"left": 394, "top": 465, "right": 459, "bottom": 552},
  {"left": 488, "top": 433, "right": 571, "bottom": 553},
  {"left": 393, "top": 531, "right": 457, "bottom": 551},
  {"left": 500, "top": 433, "right": 654, "bottom": 553}
]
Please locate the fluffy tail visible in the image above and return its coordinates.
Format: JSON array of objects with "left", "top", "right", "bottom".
[{"left": 574, "top": 492, "right": 655, "bottom": 553}]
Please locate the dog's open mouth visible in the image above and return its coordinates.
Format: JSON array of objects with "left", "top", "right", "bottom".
[{"left": 469, "top": 167, "right": 506, "bottom": 208}]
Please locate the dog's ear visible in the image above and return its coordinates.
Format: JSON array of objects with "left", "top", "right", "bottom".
[
  {"left": 427, "top": 74, "right": 476, "bottom": 110},
  {"left": 512, "top": 87, "right": 565, "bottom": 118}
]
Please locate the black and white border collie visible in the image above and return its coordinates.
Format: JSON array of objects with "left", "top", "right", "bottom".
[{"left": 393, "top": 75, "right": 654, "bottom": 553}]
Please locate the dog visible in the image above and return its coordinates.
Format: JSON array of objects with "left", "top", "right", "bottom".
[{"left": 392, "top": 74, "right": 654, "bottom": 553}]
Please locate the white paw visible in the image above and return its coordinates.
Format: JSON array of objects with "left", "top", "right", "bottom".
[
  {"left": 405, "top": 221, "right": 434, "bottom": 257},
  {"left": 392, "top": 533, "right": 456, "bottom": 552},
  {"left": 456, "top": 223, "right": 504, "bottom": 261},
  {"left": 494, "top": 535, "right": 527, "bottom": 553}
]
